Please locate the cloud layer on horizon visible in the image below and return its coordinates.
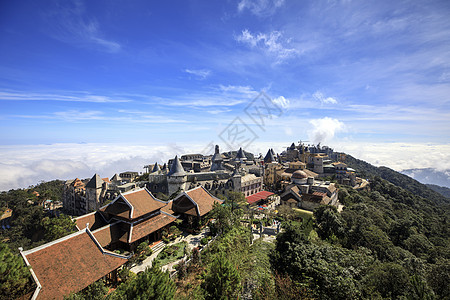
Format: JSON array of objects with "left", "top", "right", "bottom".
[{"left": 1, "top": 141, "right": 450, "bottom": 191}]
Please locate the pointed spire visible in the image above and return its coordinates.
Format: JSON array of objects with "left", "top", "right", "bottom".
[
  {"left": 168, "top": 156, "right": 186, "bottom": 176},
  {"left": 86, "top": 174, "right": 103, "bottom": 189},
  {"left": 152, "top": 162, "right": 161, "bottom": 173},
  {"left": 264, "top": 149, "right": 276, "bottom": 163},
  {"left": 290, "top": 142, "right": 296, "bottom": 150},
  {"left": 235, "top": 147, "right": 246, "bottom": 160},
  {"left": 271, "top": 148, "right": 275, "bottom": 156}
]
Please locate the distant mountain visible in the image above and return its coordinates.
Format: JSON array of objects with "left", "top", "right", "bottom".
[
  {"left": 400, "top": 168, "right": 450, "bottom": 188},
  {"left": 342, "top": 154, "right": 449, "bottom": 205},
  {"left": 426, "top": 183, "right": 450, "bottom": 199}
]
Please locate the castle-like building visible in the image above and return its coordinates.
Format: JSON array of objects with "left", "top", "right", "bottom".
[{"left": 146, "top": 145, "right": 263, "bottom": 198}]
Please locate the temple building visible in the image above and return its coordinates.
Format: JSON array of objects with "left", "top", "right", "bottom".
[{"left": 19, "top": 228, "right": 129, "bottom": 300}]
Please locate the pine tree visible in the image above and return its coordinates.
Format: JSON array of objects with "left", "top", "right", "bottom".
[
  {"left": 0, "top": 243, "right": 31, "bottom": 299},
  {"left": 203, "top": 253, "right": 241, "bottom": 300}
]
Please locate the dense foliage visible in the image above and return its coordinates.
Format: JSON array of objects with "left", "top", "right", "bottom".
[
  {"left": 0, "top": 243, "right": 33, "bottom": 299},
  {"left": 0, "top": 180, "right": 66, "bottom": 251},
  {"left": 426, "top": 183, "right": 450, "bottom": 199}
]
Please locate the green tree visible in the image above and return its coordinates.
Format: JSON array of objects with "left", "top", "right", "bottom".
[
  {"left": 363, "top": 262, "right": 411, "bottom": 299},
  {"left": 0, "top": 243, "right": 32, "bottom": 299},
  {"left": 111, "top": 266, "right": 175, "bottom": 300},
  {"left": 313, "top": 205, "right": 345, "bottom": 240},
  {"left": 41, "top": 214, "right": 77, "bottom": 242},
  {"left": 203, "top": 253, "right": 241, "bottom": 300},
  {"left": 65, "top": 280, "right": 108, "bottom": 300}
]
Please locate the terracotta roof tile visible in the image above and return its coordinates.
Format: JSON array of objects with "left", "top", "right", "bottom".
[
  {"left": 130, "top": 213, "right": 176, "bottom": 243},
  {"left": 23, "top": 231, "right": 127, "bottom": 300},
  {"left": 184, "top": 186, "right": 223, "bottom": 216},
  {"left": 122, "top": 189, "right": 167, "bottom": 219},
  {"left": 246, "top": 191, "right": 274, "bottom": 205},
  {"left": 74, "top": 212, "right": 107, "bottom": 231}
]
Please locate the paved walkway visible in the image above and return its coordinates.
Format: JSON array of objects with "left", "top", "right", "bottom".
[{"left": 130, "top": 228, "right": 209, "bottom": 274}]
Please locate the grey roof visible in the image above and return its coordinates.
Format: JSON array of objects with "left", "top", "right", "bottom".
[
  {"left": 271, "top": 148, "right": 275, "bottom": 155},
  {"left": 235, "top": 147, "right": 246, "bottom": 160},
  {"left": 110, "top": 174, "right": 121, "bottom": 181},
  {"left": 290, "top": 142, "right": 296, "bottom": 150},
  {"left": 86, "top": 174, "right": 103, "bottom": 189},
  {"left": 152, "top": 162, "right": 161, "bottom": 173},
  {"left": 168, "top": 156, "right": 186, "bottom": 176},
  {"left": 264, "top": 149, "right": 276, "bottom": 163}
]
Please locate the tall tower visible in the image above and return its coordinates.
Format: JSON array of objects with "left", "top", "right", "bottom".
[
  {"left": 231, "top": 165, "right": 242, "bottom": 193},
  {"left": 85, "top": 174, "right": 103, "bottom": 212},
  {"left": 210, "top": 145, "right": 224, "bottom": 171},
  {"left": 167, "top": 156, "right": 187, "bottom": 196}
]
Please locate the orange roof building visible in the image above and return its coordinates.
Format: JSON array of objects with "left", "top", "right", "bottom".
[
  {"left": 75, "top": 187, "right": 177, "bottom": 251},
  {"left": 172, "top": 186, "right": 224, "bottom": 217},
  {"left": 20, "top": 229, "right": 128, "bottom": 300}
]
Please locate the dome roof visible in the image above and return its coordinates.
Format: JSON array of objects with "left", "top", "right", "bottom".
[{"left": 292, "top": 170, "right": 307, "bottom": 179}]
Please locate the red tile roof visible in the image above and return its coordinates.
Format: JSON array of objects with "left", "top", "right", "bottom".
[
  {"left": 23, "top": 230, "right": 127, "bottom": 300},
  {"left": 183, "top": 186, "right": 223, "bottom": 217},
  {"left": 74, "top": 212, "right": 107, "bottom": 231},
  {"left": 130, "top": 213, "right": 176, "bottom": 243},
  {"left": 246, "top": 191, "right": 274, "bottom": 205},
  {"left": 121, "top": 189, "right": 167, "bottom": 219}
]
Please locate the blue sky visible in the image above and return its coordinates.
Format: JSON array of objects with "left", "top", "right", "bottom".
[{"left": 0, "top": 0, "right": 450, "bottom": 189}]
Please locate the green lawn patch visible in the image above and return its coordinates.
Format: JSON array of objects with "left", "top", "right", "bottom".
[{"left": 154, "top": 241, "right": 188, "bottom": 266}]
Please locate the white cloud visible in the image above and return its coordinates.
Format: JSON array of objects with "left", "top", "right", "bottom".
[
  {"left": 0, "top": 143, "right": 186, "bottom": 191},
  {"left": 236, "top": 29, "right": 298, "bottom": 61},
  {"left": 272, "top": 95, "right": 290, "bottom": 108},
  {"left": 238, "top": 0, "right": 285, "bottom": 17},
  {"left": 333, "top": 142, "right": 450, "bottom": 173},
  {"left": 0, "top": 90, "right": 131, "bottom": 103},
  {"left": 313, "top": 91, "right": 338, "bottom": 105},
  {"left": 45, "top": 0, "right": 120, "bottom": 53},
  {"left": 185, "top": 69, "right": 211, "bottom": 79},
  {"left": 308, "top": 117, "right": 346, "bottom": 144}
]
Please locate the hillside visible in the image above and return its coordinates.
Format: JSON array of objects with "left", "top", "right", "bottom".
[
  {"left": 426, "top": 184, "right": 450, "bottom": 199},
  {"left": 342, "top": 154, "right": 449, "bottom": 205}
]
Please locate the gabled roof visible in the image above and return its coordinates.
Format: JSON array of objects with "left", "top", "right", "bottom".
[
  {"left": 111, "top": 188, "right": 167, "bottom": 219},
  {"left": 129, "top": 213, "right": 177, "bottom": 243},
  {"left": 86, "top": 174, "right": 103, "bottom": 189},
  {"left": 70, "top": 178, "right": 85, "bottom": 189},
  {"left": 74, "top": 211, "right": 108, "bottom": 231},
  {"left": 173, "top": 186, "right": 223, "bottom": 217},
  {"left": 110, "top": 174, "right": 122, "bottom": 181},
  {"left": 152, "top": 163, "right": 161, "bottom": 173},
  {"left": 21, "top": 229, "right": 127, "bottom": 300},
  {"left": 92, "top": 222, "right": 129, "bottom": 247},
  {"left": 168, "top": 156, "right": 186, "bottom": 176}
]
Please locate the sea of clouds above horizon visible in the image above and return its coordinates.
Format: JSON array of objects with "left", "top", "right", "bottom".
[{"left": 0, "top": 142, "right": 449, "bottom": 191}]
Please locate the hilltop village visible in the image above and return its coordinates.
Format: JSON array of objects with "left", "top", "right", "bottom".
[{"left": 17, "top": 142, "right": 369, "bottom": 299}]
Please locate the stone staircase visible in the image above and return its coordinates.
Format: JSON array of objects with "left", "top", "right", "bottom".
[{"left": 150, "top": 241, "right": 165, "bottom": 253}]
